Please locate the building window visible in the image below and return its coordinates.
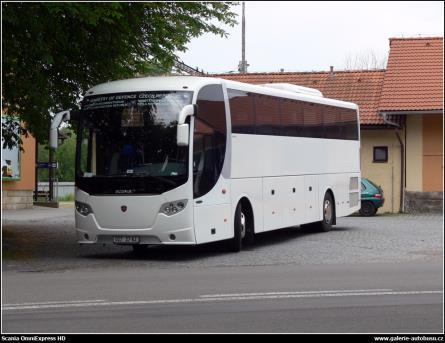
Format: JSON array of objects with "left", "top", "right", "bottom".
[
  {"left": 1, "top": 117, "right": 22, "bottom": 181},
  {"left": 373, "top": 146, "right": 388, "bottom": 163}
]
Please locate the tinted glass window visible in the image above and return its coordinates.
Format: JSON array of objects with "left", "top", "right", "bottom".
[
  {"left": 323, "top": 105, "right": 341, "bottom": 139},
  {"left": 76, "top": 91, "right": 192, "bottom": 195},
  {"left": 281, "top": 99, "right": 303, "bottom": 137},
  {"left": 227, "top": 89, "right": 358, "bottom": 141},
  {"left": 303, "top": 102, "right": 323, "bottom": 138},
  {"left": 193, "top": 84, "right": 227, "bottom": 198},
  {"left": 340, "top": 108, "right": 359, "bottom": 140},
  {"left": 255, "top": 94, "right": 281, "bottom": 135},
  {"left": 228, "top": 89, "right": 255, "bottom": 134}
]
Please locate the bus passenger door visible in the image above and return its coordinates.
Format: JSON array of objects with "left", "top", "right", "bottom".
[{"left": 192, "top": 84, "right": 231, "bottom": 244}]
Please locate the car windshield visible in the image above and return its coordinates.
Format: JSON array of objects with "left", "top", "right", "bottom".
[{"left": 76, "top": 91, "right": 192, "bottom": 194}]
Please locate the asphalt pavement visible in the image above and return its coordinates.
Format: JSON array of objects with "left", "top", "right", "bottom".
[{"left": 1, "top": 206, "right": 444, "bottom": 333}]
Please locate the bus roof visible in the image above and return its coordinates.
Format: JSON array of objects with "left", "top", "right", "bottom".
[{"left": 85, "top": 75, "right": 358, "bottom": 110}]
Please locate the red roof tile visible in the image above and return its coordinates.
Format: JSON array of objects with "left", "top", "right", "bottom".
[
  {"left": 213, "top": 70, "right": 386, "bottom": 125},
  {"left": 379, "top": 37, "right": 443, "bottom": 112}
]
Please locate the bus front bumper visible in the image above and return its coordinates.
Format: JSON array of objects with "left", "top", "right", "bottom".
[{"left": 75, "top": 211, "right": 196, "bottom": 246}]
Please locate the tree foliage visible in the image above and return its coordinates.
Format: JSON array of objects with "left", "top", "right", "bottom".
[
  {"left": 2, "top": 2, "right": 237, "bottom": 148},
  {"left": 343, "top": 50, "right": 388, "bottom": 71}
]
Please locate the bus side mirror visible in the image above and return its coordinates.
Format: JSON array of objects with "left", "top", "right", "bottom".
[
  {"left": 177, "top": 104, "right": 195, "bottom": 146},
  {"left": 178, "top": 104, "right": 196, "bottom": 125},
  {"left": 50, "top": 110, "right": 71, "bottom": 149},
  {"left": 177, "top": 124, "right": 189, "bottom": 146}
]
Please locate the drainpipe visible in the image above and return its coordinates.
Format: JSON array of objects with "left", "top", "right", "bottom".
[{"left": 381, "top": 113, "right": 405, "bottom": 213}]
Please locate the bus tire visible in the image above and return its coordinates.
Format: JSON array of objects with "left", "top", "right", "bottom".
[
  {"left": 313, "top": 192, "right": 335, "bottom": 232},
  {"left": 226, "top": 202, "right": 246, "bottom": 252}
]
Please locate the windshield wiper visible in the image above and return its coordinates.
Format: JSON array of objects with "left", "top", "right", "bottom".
[{"left": 106, "top": 172, "right": 149, "bottom": 177}]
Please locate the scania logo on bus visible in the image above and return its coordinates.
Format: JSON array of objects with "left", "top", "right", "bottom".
[
  {"left": 121, "top": 206, "right": 127, "bottom": 212},
  {"left": 115, "top": 189, "right": 135, "bottom": 194}
]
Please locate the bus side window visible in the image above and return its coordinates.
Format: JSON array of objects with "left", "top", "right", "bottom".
[
  {"left": 323, "top": 105, "right": 341, "bottom": 139},
  {"left": 228, "top": 89, "right": 255, "bottom": 134},
  {"left": 341, "top": 108, "right": 359, "bottom": 140},
  {"left": 255, "top": 94, "right": 281, "bottom": 136},
  {"left": 281, "top": 99, "right": 303, "bottom": 137},
  {"left": 302, "top": 102, "right": 323, "bottom": 138}
]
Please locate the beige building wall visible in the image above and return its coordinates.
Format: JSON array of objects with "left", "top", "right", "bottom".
[
  {"left": 2, "top": 133, "right": 36, "bottom": 209},
  {"left": 360, "top": 129, "right": 403, "bottom": 213},
  {"left": 405, "top": 116, "right": 423, "bottom": 192},
  {"left": 422, "top": 114, "right": 443, "bottom": 192}
]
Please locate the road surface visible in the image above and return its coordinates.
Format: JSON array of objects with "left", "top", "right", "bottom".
[{"left": 2, "top": 210, "right": 443, "bottom": 333}]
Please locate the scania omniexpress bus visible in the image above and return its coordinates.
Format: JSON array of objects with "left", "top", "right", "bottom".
[{"left": 70, "top": 76, "right": 360, "bottom": 252}]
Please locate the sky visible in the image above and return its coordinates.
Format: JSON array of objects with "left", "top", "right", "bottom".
[{"left": 176, "top": 1, "right": 444, "bottom": 74}]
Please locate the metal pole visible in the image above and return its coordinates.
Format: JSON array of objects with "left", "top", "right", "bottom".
[
  {"left": 48, "top": 115, "right": 54, "bottom": 203},
  {"left": 49, "top": 147, "right": 55, "bottom": 202},
  {"left": 34, "top": 137, "right": 38, "bottom": 202},
  {"left": 241, "top": 1, "right": 246, "bottom": 71},
  {"left": 238, "top": 2, "right": 248, "bottom": 73}
]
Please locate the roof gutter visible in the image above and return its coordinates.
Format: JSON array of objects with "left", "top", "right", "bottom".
[
  {"left": 380, "top": 112, "right": 405, "bottom": 213},
  {"left": 381, "top": 109, "right": 442, "bottom": 116}
]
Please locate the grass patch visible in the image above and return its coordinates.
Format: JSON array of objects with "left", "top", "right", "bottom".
[{"left": 58, "top": 193, "right": 74, "bottom": 202}]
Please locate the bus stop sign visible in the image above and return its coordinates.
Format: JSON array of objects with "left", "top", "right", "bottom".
[{"left": 36, "top": 161, "right": 58, "bottom": 169}]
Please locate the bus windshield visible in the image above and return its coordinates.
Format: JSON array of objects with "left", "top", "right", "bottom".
[{"left": 76, "top": 91, "right": 193, "bottom": 195}]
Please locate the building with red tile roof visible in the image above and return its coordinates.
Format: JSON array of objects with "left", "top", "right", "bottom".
[
  {"left": 378, "top": 37, "right": 443, "bottom": 211},
  {"left": 379, "top": 37, "right": 443, "bottom": 112}
]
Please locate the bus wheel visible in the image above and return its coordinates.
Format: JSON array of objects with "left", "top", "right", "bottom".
[
  {"left": 227, "top": 203, "right": 246, "bottom": 252},
  {"left": 314, "top": 192, "right": 335, "bottom": 232}
]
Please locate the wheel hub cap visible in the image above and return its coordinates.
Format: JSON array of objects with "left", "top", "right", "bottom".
[
  {"left": 240, "top": 212, "right": 246, "bottom": 239},
  {"left": 324, "top": 200, "right": 332, "bottom": 224}
]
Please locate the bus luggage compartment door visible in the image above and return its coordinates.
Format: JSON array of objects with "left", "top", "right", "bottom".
[
  {"left": 262, "top": 177, "right": 285, "bottom": 231},
  {"left": 304, "top": 175, "right": 319, "bottom": 223}
]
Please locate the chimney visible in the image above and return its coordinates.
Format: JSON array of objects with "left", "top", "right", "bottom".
[
  {"left": 330, "top": 65, "right": 334, "bottom": 75},
  {"left": 280, "top": 68, "right": 284, "bottom": 73}
]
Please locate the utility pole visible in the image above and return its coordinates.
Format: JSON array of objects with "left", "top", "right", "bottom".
[
  {"left": 49, "top": 144, "right": 55, "bottom": 202},
  {"left": 238, "top": 2, "right": 249, "bottom": 73},
  {"left": 48, "top": 114, "right": 57, "bottom": 206}
]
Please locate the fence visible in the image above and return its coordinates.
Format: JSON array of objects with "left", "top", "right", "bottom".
[{"left": 37, "top": 182, "right": 74, "bottom": 200}]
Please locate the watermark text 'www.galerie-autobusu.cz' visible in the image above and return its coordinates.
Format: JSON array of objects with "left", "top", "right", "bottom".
[{"left": 374, "top": 336, "right": 444, "bottom": 342}]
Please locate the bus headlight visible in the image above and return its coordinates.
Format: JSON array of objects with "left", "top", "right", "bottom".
[
  {"left": 160, "top": 200, "right": 188, "bottom": 216},
  {"left": 75, "top": 201, "right": 94, "bottom": 216}
]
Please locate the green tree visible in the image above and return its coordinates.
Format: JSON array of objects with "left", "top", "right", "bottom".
[{"left": 2, "top": 2, "right": 237, "bottom": 149}]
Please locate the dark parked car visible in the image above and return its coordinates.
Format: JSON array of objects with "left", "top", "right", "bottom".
[{"left": 360, "top": 178, "right": 385, "bottom": 216}]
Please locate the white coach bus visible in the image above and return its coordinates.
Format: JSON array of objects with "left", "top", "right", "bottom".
[{"left": 71, "top": 76, "right": 360, "bottom": 252}]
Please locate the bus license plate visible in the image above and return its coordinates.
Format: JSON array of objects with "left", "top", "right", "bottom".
[{"left": 113, "top": 236, "right": 140, "bottom": 244}]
